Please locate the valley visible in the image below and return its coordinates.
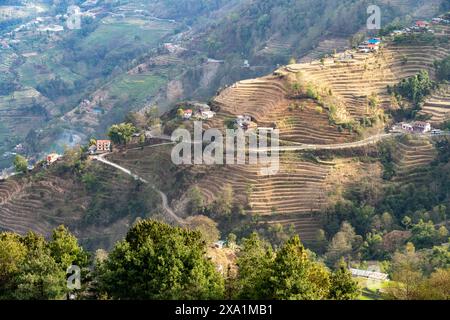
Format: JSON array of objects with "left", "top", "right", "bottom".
[{"left": 0, "top": 0, "right": 450, "bottom": 301}]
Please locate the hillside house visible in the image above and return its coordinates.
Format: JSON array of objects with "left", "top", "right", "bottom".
[
  {"left": 236, "top": 115, "right": 252, "bottom": 127},
  {"left": 196, "top": 110, "right": 216, "bottom": 120},
  {"left": 96, "top": 140, "right": 111, "bottom": 153},
  {"left": 401, "top": 122, "right": 414, "bottom": 132},
  {"left": 350, "top": 268, "right": 389, "bottom": 281},
  {"left": 47, "top": 153, "right": 61, "bottom": 165},
  {"left": 368, "top": 43, "right": 379, "bottom": 51},
  {"left": 358, "top": 45, "right": 370, "bottom": 53},
  {"left": 415, "top": 21, "right": 430, "bottom": 29},
  {"left": 214, "top": 241, "right": 225, "bottom": 249},
  {"left": 431, "top": 129, "right": 442, "bottom": 135},
  {"left": 367, "top": 38, "right": 381, "bottom": 45},
  {"left": 182, "top": 109, "right": 193, "bottom": 120},
  {"left": 412, "top": 121, "right": 431, "bottom": 133},
  {"left": 88, "top": 145, "right": 97, "bottom": 154},
  {"left": 399, "top": 121, "right": 431, "bottom": 133},
  {"left": 336, "top": 51, "right": 354, "bottom": 62},
  {"left": 194, "top": 103, "right": 211, "bottom": 112}
]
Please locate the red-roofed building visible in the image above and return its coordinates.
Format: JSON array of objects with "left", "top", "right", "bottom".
[
  {"left": 182, "top": 109, "right": 193, "bottom": 120},
  {"left": 416, "top": 21, "right": 430, "bottom": 28}
]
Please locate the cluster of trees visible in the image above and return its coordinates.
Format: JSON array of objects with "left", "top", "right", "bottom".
[
  {"left": 384, "top": 243, "right": 450, "bottom": 300},
  {"left": 0, "top": 226, "right": 89, "bottom": 299},
  {"left": 318, "top": 137, "right": 450, "bottom": 271},
  {"left": 107, "top": 123, "right": 136, "bottom": 145},
  {"left": 388, "top": 70, "right": 435, "bottom": 109},
  {"left": 322, "top": 214, "right": 449, "bottom": 264},
  {"left": 187, "top": 185, "right": 245, "bottom": 220},
  {"left": 13, "top": 154, "right": 28, "bottom": 174},
  {"left": 232, "top": 233, "right": 358, "bottom": 300},
  {"left": 434, "top": 56, "right": 450, "bottom": 81},
  {"left": 36, "top": 76, "right": 75, "bottom": 100},
  {"left": 0, "top": 220, "right": 359, "bottom": 300}
]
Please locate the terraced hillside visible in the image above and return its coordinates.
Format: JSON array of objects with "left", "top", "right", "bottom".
[
  {"left": 171, "top": 38, "right": 450, "bottom": 241},
  {"left": 0, "top": 174, "right": 84, "bottom": 236},
  {"left": 391, "top": 136, "right": 437, "bottom": 184},
  {"left": 210, "top": 75, "right": 357, "bottom": 144},
  {"left": 383, "top": 44, "right": 450, "bottom": 80},
  {"left": 299, "top": 38, "right": 350, "bottom": 63},
  {"left": 108, "top": 142, "right": 386, "bottom": 242},
  {"left": 420, "top": 84, "right": 450, "bottom": 124},
  {"left": 0, "top": 160, "right": 162, "bottom": 250}
]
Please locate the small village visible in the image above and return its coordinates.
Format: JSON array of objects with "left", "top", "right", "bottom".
[
  {"left": 391, "top": 121, "right": 444, "bottom": 135},
  {"left": 179, "top": 102, "right": 216, "bottom": 121}
]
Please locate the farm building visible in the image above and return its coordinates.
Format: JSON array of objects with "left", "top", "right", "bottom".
[
  {"left": 46, "top": 153, "right": 61, "bottom": 165},
  {"left": 412, "top": 121, "right": 431, "bottom": 133},
  {"left": 415, "top": 20, "right": 430, "bottom": 28},
  {"left": 96, "top": 140, "right": 111, "bottom": 153},
  {"left": 350, "top": 268, "right": 389, "bottom": 281},
  {"left": 401, "top": 122, "right": 414, "bottom": 132},
  {"left": 182, "top": 109, "right": 193, "bottom": 120}
]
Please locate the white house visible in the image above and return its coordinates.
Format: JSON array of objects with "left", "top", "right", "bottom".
[
  {"left": 183, "top": 109, "right": 193, "bottom": 120},
  {"left": 350, "top": 268, "right": 389, "bottom": 281},
  {"left": 200, "top": 110, "right": 215, "bottom": 119},
  {"left": 47, "top": 153, "right": 61, "bottom": 165},
  {"left": 401, "top": 122, "right": 414, "bottom": 132},
  {"left": 412, "top": 121, "right": 431, "bottom": 133},
  {"left": 236, "top": 115, "right": 252, "bottom": 127}
]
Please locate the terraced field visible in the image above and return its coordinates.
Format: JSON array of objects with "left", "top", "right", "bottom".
[
  {"left": 258, "top": 99, "right": 356, "bottom": 144},
  {"left": 0, "top": 162, "right": 151, "bottom": 249},
  {"left": 191, "top": 154, "right": 333, "bottom": 241},
  {"left": 194, "top": 40, "right": 450, "bottom": 240},
  {"left": 299, "top": 38, "right": 349, "bottom": 63},
  {"left": 420, "top": 84, "right": 450, "bottom": 124},
  {"left": 287, "top": 51, "right": 399, "bottom": 119},
  {"left": 392, "top": 137, "right": 437, "bottom": 184},
  {"left": 0, "top": 175, "right": 84, "bottom": 235},
  {"left": 383, "top": 44, "right": 450, "bottom": 80}
]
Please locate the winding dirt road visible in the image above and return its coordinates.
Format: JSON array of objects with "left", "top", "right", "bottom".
[{"left": 92, "top": 151, "right": 185, "bottom": 225}]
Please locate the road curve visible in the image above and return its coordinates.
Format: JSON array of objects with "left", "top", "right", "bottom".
[{"left": 92, "top": 152, "right": 185, "bottom": 225}]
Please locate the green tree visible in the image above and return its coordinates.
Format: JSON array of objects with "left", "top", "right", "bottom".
[
  {"left": 0, "top": 227, "right": 89, "bottom": 300},
  {"left": 13, "top": 155, "right": 28, "bottom": 174},
  {"left": 177, "top": 108, "right": 185, "bottom": 118},
  {"left": 325, "top": 222, "right": 356, "bottom": 265},
  {"left": 187, "top": 186, "right": 205, "bottom": 214},
  {"left": 410, "top": 220, "right": 439, "bottom": 249},
  {"left": 0, "top": 233, "right": 27, "bottom": 297},
  {"left": 328, "top": 259, "right": 359, "bottom": 300},
  {"left": 393, "top": 70, "right": 435, "bottom": 107},
  {"left": 107, "top": 122, "right": 136, "bottom": 145},
  {"left": 384, "top": 243, "right": 423, "bottom": 300},
  {"left": 234, "top": 232, "right": 273, "bottom": 299},
  {"left": 48, "top": 226, "right": 89, "bottom": 270},
  {"left": 268, "top": 236, "right": 331, "bottom": 299},
  {"left": 95, "top": 219, "right": 224, "bottom": 299}
]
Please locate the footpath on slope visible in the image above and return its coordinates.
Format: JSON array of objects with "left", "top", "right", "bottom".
[{"left": 92, "top": 142, "right": 185, "bottom": 225}]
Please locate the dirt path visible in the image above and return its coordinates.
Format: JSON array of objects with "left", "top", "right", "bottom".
[{"left": 92, "top": 152, "right": 185, "bottom": 225}]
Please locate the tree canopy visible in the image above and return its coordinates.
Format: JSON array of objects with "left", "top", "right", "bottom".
[
  {"left": 107, "top": 122, "right": 136, "bottom": 145},
  {"left": 95, "top": 219, "right": 224, "bottom": 299}
]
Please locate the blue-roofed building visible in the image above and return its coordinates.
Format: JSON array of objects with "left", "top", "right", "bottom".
[{"left": 367, "top": 38, "right": 381, "bottom": 44}]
